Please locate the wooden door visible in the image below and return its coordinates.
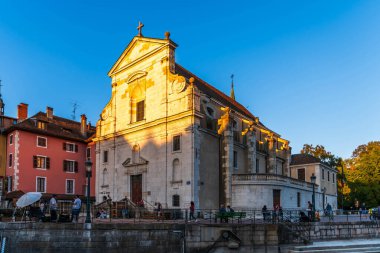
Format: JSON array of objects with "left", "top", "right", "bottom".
[
  {"left": 131, "top": 174, "right": 142, "bottom": 204},
  {"left": 273, "top": 189, "right": 281, "bottom": 207}
]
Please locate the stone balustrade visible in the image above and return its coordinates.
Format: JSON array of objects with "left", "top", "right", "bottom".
[{"left": 232, "top": 173, "right": 316, "bottom": 189}]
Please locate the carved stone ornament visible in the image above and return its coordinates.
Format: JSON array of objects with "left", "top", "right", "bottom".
[
  {"left": 172, "top": 76, "right": 186, "bottom": 93},
  {"left": 101, "top": 106, "right": 111, "bottom": 120}
]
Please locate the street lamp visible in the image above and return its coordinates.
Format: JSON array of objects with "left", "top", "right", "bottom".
[
  {"left": 310, "top": 173, "right": 316, "bottom": 222},
  {"left": 85, "top": 160, "right": 92, "bottom": 224}
]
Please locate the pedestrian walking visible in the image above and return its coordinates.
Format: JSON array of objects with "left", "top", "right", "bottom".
[
  {"left": 189, "top": 201, "right": 197, "bottom": 222},
  {"left": 71, "top": 195, "right": 82, "bottom": 223},
  {"left": 49, "top": 194, "right": 58, "bottom": 222}
]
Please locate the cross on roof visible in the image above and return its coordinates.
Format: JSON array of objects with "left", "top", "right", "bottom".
[
  {"left": 231, "top": 74, "right": 234, "bottom": 87},
  {"left": 137, "top": 21, "right": 144, "bottom": 37},
  {"left": 0, "top": 80, "right": 2, "bottom": 98}
]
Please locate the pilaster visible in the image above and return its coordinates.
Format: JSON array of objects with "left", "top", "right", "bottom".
[
  {"left": 267, "top": 135, "right": 276, "bottom": 174},
  {"left": 218, "top": 108, "right": 234, "bottom": 206},
  {"left": 246, "top": 127, "right": 257, "bottom": 173}
]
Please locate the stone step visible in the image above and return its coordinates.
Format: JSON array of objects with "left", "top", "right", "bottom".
[{"left": 289, "top": 244, "right": 380, "bottom": 253}]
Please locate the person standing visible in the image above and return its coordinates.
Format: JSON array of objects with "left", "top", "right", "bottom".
[
  {"left": 189, "top": 201, "right": 196, "bottom": 222},
  {"left": 71, "top": 195, "right": 82, "bottom": 223},
  {"left": 49, "top": 194, "right": 58, "bottom": 222}
]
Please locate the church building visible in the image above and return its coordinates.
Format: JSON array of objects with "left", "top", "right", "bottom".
[{"left": 93, "top": 24, "right": 330, "bottom": 210}]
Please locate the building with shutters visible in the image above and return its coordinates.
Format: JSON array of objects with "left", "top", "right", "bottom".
[{"left": 4, "top": 104, "right": 96, "bottom": 201}]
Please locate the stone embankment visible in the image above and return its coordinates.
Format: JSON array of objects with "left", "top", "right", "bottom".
[{"left": 0, "top": 221, "right": 379, "bottom": 253}]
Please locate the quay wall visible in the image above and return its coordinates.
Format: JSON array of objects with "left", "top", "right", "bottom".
[{"left": 0, "top": 221, "right": 379, "bottom": 253}]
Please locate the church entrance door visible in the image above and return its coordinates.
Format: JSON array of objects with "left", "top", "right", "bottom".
[
  {"left": 131, "top": 174, "right": 142, "bottom": 204},
  {"left": 273, "top": 189, "right": 281, "bottom": 207}
]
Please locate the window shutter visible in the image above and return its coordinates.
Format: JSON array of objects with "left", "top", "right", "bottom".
[
  {"left": 63, "top": 160, "right": 67, "bottom": 171},
  {"left": 75, "top": 144, "right": 78, "bottom": 153},
  {"left": 46, "top": 157, "right": 50, "bottom": 169},
  {"left": 33, "top": 156, "right": 37, "bottom": 168},
  {"left": 74, "top": 161, "right": 78, "bottom": 172},
  {"left": 63, "top": 143, "right": 66, "bottom": 150}
]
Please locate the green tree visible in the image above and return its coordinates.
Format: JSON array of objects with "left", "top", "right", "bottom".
[{"left": 344, "top": 142, "right": 380, "bottom": 207}]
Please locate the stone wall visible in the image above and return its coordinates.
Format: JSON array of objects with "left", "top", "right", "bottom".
[{"left": 0, "top": 222, "right": 379, "bottom": 253}]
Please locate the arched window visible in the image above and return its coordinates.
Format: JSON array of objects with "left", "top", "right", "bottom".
[
  {"left": 102, "top": 168, "right": 108, "bottom": 186},
  {"left": 132, "top": 145, "right": 140, "bottom": 163},
  {"left": 172, "top": 159, "right": 180, "bottom": 182},
  {"left": 130, "top": 80, "right": 146, "bottom": 123}
]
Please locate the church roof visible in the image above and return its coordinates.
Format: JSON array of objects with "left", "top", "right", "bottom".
[
  {"left": 175, "top": 64, "right": 274, "bottom": 133},
  {"left": 5, "top": 112, "right": 95, "bottom": 142},
  {"left": 290, "top": 154, "right": 321, "bottom": 166}
]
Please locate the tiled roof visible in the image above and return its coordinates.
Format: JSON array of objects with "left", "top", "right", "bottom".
[
  {"left": 5, "top": 112, "right": 95, "bottom": 142},
  {"left": 175, "top": 64, "right": 274, "bottom": 133},
  {"left": 290, "top": 154, "right": 321, "bottom": 166}
]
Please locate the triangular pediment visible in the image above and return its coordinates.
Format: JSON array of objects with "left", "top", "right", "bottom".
[{"left": 108, "top": 36, "right": 174, "bottom": 76}]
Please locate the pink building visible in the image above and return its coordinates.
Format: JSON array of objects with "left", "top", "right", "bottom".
[{"left": 5, "top": 104, "right": 96, "bottom": 200}]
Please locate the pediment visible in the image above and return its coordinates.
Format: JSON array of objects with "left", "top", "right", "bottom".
[
  {"left": 108, "top": 37, "right": 170, "bottom": 76},
  {"left": 122, "top": 156, "right": 149, "bottom": 167}
]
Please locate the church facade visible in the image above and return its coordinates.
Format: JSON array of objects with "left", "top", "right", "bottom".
[{"left": 93, "top": 27, "right": 332, "bottom": 210}]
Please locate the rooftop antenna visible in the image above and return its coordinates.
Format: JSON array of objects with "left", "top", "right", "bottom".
[{"left": 71, "top": 102, "right": 78, "bottom": 121}]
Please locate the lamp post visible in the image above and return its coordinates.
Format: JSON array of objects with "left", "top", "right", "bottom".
[
  {"left": 322, "top": 187, "right": 326, "bottom": 213},
  {"left": 85, "top": 160, "right": 92, "bottom": 224},
  {"left": 310, "top": 173, "right": 316, "bottom": 222}
]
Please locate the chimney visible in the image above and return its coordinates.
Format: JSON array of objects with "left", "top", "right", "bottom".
[
  {"left": 17, "top": 103, "right": 28, "bottom": 121},
  {"left": 87, "top": 122, "right": 91, "bottom": 130},
  {"left": 46, "top": 106, "right": 53, "bottom": 119},
  {"left": 80, "top": 114, "right": 87, "bottom": 136}
]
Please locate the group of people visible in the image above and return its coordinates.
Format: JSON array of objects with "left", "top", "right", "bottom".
[{"left": 262, "top": 204, "right": 283, "bottom": 222}]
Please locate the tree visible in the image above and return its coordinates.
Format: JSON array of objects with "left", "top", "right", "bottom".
[
  {"left": 300, "top": 144, "right": 341, "bottom": 169},
  {"left": 344, "top": 142, "right": 380, "bottom": 208}
]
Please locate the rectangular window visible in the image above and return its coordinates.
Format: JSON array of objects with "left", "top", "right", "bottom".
[
  {"left": 86, "top": 147, "right": 91, "bottom": 159},
  {"left": 322, "top": 169, "right": 325, "bottom": 180},
  {"left": 37, "top": 121, "right": 47, "bottom": 130},
  {"left": 33, "top": 156, "right": 50, "bottom": 169},
  {"left": 63, "top": 143, "right": 78, "bottom": 152},
  {"left": 136, "top": 100, "right": 145, "bottom": 122},
  {"left": 328, "top": 171, "right": 330, "bottom": 181},
  {"left": 7, "top": 176, "right": 12, "bottom": 192},
  {"left": 8, "top": 154, "right": 12, "bottom": 167},
  {"left": 233, "top": 151, "right": 238, "bottom": 168},
  {"left": 172, "top": 195, "right": 180, "bottom": 207},
  {"left": 63, "top": 160, "right": 78, "bottom": 173},
  {"left": 297, "top": 192, "right": 301, "bottom": 207},
  {"left": 66, "top": 179, "right": 75, "bottom": 194},
  {"left": 256, "top": 159, "right": 259, "bottom": 173},
  {"left": 37, "top": 137, "right": 47, "bottom": 147},
  {"left": 9, "top": 134, "right": 13, "bottom": 145},
  {"left": 36, "top": 177, "right": 46, "bottom": 192},
  {"left": 333, "top": 173, "right": 335, "bottom": 183},
  {"left": 297, "top": 168, "right": 305, "bottom": 181},
  {"left": 173, "top": 135, "right": 181, "bottom": 152},
  {"left": 103, "top": 150, "right": 108, "bottom": 163}
]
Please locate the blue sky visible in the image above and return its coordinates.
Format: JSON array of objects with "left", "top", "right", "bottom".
[{"left": 1, "top": 0, "right": 379, "bottom": 158}]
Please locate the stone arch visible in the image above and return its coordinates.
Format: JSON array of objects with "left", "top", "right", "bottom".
[{"left": 102, "top": 168, "right": 108, "bottom": 186}]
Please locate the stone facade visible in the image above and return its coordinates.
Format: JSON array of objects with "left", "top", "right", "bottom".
[{"left": 94, "top": 30, "right": 330, "bottom": 211}]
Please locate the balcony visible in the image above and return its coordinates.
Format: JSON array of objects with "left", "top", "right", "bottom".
[{"left": 232, "top": 173, "right": 316, "bottom": 189}]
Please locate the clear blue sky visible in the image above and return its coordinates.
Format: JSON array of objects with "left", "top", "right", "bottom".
[{"left": 1, "top": 0, "right": 379, "bottom": 159}]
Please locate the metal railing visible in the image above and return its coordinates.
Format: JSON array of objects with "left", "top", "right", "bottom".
[{"left": 0, "top": 206, "right": 377, "bottom": 225}]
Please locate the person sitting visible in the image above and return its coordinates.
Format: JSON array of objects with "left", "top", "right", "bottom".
[{"left": 299, "top": 211, "right": 311, "bottom": 222}]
